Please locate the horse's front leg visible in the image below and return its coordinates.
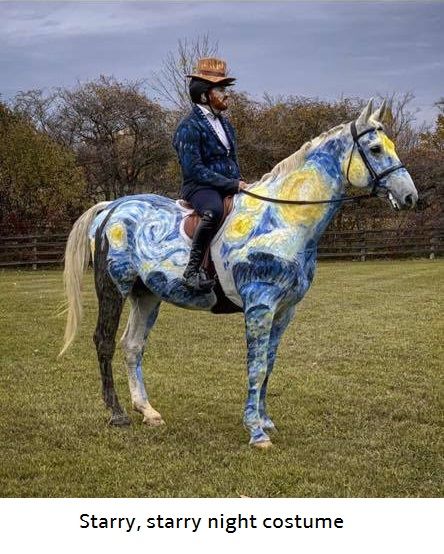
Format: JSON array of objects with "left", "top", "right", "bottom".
[
  {"left": 241, "top": 284, "right": 281, "bottom": 448},
  {"left": 259, "top": 305, "right": 296, "bottom": 432}
]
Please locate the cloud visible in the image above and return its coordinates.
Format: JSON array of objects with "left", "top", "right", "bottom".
[
  {"left": 1, "top": 2, "right": 205, "bottom": 44},
  {"left": 0, "top": 1, "right": 442, "bottom": 123}
]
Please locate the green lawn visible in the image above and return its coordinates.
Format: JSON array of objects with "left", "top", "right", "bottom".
[{"left": 0, "top": 260, "right": 442, "bottom": 497}]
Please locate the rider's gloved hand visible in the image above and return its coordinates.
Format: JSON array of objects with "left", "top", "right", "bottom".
[{"left": 238, "top": 181, "right": 249, "bottom": 192}]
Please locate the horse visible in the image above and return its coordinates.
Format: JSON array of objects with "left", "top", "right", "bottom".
[{"left": 60, "top": 99, "right": 418, "bottom": 448}]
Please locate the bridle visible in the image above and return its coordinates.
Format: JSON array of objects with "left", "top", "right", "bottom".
[
  {"left": 241, "top": 121, "right": 405, "bottom": 206},
  {"left": 346, "top": 122, "right": 405, "bottom": 196}
]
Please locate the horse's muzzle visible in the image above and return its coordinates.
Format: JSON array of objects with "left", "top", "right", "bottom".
[{"left": 385, "top": 171, "right": 418, "bottom": 210}]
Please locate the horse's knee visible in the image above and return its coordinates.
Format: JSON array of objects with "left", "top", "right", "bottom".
[{"left": 121, "top": 340, "right": 144, "bottom": 366}]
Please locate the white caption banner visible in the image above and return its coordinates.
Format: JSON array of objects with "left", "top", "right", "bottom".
[{"left": 1, "top": 498, "right": 441, "bottom": 553}]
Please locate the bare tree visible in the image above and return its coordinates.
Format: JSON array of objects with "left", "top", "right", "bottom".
[
  {"left": 13, "top": 89, "right": 61, "bottom": 137},
  {"left": 13, "top": 77, "right": 173, "bottom": 200},
  {"left": 150, "top": 34, "right": 220, "bottom": 112},
  {"left": 377, "top": 92, "right": 422, "bottom": 152}
]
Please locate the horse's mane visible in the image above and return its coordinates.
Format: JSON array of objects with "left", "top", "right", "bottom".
[{"left": 255, "top": 122, "right": 346, "bottom": 186}]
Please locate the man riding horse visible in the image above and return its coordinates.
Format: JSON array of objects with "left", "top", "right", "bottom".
[
  {"left": 62, "top": 95, "right": 418, "bottom": 446},
  {"left": 173, "top": 57, "right": 247, "bottom": 292}
]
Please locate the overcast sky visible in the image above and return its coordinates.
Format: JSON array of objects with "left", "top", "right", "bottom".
[{"left": 1, "top": 1, "right": 443, "bottom": 125}]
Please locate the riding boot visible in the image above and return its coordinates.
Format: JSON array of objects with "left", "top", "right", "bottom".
[{"left": 183, "top": 210, "right": 218, "bottom": 292}]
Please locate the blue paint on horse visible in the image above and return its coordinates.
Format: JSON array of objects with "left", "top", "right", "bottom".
[{"left": 305, "top": 138, "right": 345, "bottom": 181}]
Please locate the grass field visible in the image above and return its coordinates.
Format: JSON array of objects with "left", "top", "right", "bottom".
[{"left": 0, "top": 260, "right": 442, "bottom": 497}]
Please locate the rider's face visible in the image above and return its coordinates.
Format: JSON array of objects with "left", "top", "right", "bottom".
[{"left": 208, "top": 86, "right": 229, "bottom": 111}]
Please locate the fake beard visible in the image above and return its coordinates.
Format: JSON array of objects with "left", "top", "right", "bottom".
[{"left": 209, "top": 90, "right": 228, "bottom": 111}]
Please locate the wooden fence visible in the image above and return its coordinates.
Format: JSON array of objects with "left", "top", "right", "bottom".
[
  {"left": 318, "top": 227, "right": 443, "bottom": 261},
  {"left": 0, "top": 227, "right": 442, "bottom": 268}
]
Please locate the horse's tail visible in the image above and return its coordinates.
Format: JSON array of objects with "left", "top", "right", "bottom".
[{"left": 59, "top": 201, "right": 110, "bottom": 356}]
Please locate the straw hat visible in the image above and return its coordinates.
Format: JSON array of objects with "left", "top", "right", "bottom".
[{"left": 187, "top": 57, "right": 236, "bottom": 85}]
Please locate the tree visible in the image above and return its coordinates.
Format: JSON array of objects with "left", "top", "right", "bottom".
[
  {"left": 150, "top": 34, "right": 220, "bottom": 113},
  {"left": 380, "top": 92, "right": 422, "bottom": 153},
  {"left": 405, "top": 102, "right": 444, "bottom": 227},
  {"left": 0, "top": 103, "right": 86, "bottom": 231},
  {"left": 15, "top": 77, "right": 173, "bottom": 200},
  {"left": 229, "top": 93, "right": 362, "bottom": 183}
]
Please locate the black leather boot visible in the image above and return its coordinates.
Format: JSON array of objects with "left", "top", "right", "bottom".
[{"left": 183, "top": 211, "right": 218, "bottom": 292}]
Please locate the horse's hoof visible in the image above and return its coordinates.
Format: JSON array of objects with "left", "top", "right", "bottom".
[
  {"left": 143, "top": 416, "right": 165, "bottom": 427},
  {"left": 252, "top": 439, "right": 273, "bottom": 449},
  {"left": 262, "top": 418, "right": 277, "bottom": 432},
  {"left": 109, "top": 413, "right": 131, "bottom": 426}
]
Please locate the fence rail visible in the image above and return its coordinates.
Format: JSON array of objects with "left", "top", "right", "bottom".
[
  {"left": 318, "top": 227, "right": 443, "bottom": 261},
  {"left": 0, "top": 227, "right": 442, "bottom": 268}
]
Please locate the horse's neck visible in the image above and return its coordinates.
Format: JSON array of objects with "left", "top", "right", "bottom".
[
  {"left": 251, "top": 130, "right": 351, "bottom": 251},
  {"left": 259, "top": 131, "right": 350, "bottom": 197}
]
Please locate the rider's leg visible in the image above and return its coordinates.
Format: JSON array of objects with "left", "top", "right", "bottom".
[{"left": 183, "top": 189, "right": 224, "bottom": 291}]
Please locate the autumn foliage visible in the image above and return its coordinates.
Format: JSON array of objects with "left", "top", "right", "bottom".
[{"left": 1, "top": 78, "right": 442, "bottom": 232}]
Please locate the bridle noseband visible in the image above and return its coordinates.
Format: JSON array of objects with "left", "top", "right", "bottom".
[{"left": 241, "top": 121, "right": 405, "bottom": 206}]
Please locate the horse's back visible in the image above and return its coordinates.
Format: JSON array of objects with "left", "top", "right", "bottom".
[
  {"left": 89, "top": 193, "right": 216, "bottom": 309},
  {"left": 90, "top": 193, "right": 177, "bottom": 230}
]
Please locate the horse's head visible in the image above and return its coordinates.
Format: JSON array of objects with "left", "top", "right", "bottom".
[{"left": 344, "top": 99, "right": 418, "bottom": 210}]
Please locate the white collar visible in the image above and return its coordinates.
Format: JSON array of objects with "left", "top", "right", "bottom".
[{"left": 197, "top": 104, "right": 219, "bottom": 119}]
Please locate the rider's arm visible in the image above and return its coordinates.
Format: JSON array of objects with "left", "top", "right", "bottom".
[{"left": 174, "top": 123, "right": 240, "bottom": 195}]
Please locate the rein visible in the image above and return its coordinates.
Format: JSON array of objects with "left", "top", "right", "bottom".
[
  {"left": 241, "top": 188, "right": 374, "bottom": 205},
  {"left": 240, "top": 121, "right": 404, "bottom": 206}
]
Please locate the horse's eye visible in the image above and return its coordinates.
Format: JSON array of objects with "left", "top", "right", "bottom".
[{"left": 370, "top": 145, "right": 382, "bottom": 155}]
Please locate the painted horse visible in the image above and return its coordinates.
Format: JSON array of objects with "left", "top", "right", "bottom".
[{"left": 60, "top": 99, "right": 418, "bottom": 447}]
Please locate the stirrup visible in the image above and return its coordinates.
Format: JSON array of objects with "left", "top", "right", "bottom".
[{"left": 183, "top": 268, "right": 215, "bottom": 292}]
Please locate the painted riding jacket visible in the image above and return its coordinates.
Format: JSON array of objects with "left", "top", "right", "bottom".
[{"left": 173, "top": 105, "right": 241, "bottom": 200}]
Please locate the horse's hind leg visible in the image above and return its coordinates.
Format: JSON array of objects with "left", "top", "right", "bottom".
[
  {"left": 120, "top": 285, "right": 164, "bottom": 426},
  {"left": 93, "top": 259, "right": 130, "bottom": 426}
]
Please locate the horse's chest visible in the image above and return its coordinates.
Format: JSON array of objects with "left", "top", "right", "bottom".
[
  {"left": 214, "top": 249, "right": 316, "bottom": 307},
  {"left": 288, "top": 260, "right": 315, "bottom": 302}
]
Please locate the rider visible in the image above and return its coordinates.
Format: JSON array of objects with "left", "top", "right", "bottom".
[{"left": 173, "top": 57, "right": 247, "bottom": 292}]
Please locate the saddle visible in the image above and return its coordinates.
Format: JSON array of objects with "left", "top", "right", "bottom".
[
  {"left": 180, "top": 196, "right": 234, "bottom": 239},
  {"left": 178, "top": 195, "right": 235, "bottom": 273}
]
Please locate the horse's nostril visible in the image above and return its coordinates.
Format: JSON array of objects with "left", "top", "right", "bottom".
[{"left": 405, "top": 194, "right": 414, "bottom": 207}]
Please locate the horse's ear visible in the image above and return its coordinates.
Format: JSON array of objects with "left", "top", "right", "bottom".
[
  {"left": 356, "top": 98, "right": 374, "bottom": 127},
  {"left": 371, "top": 99, "right": 388, "bottom": 123}
]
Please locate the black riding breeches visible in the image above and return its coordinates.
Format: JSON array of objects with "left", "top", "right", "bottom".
[{"left": 186, "top": 188, "right": 225, "bottom": 224}]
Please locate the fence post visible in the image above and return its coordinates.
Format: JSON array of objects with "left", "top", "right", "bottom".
[
  {"left": 32, "top": 237, "right": 37, "bottom": 270},
  {"left": 430, "top": 230, "right": 436, "bottom": 260},
  {"left": 360, "top": 230, "right": 366, "bottom": 262}
]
